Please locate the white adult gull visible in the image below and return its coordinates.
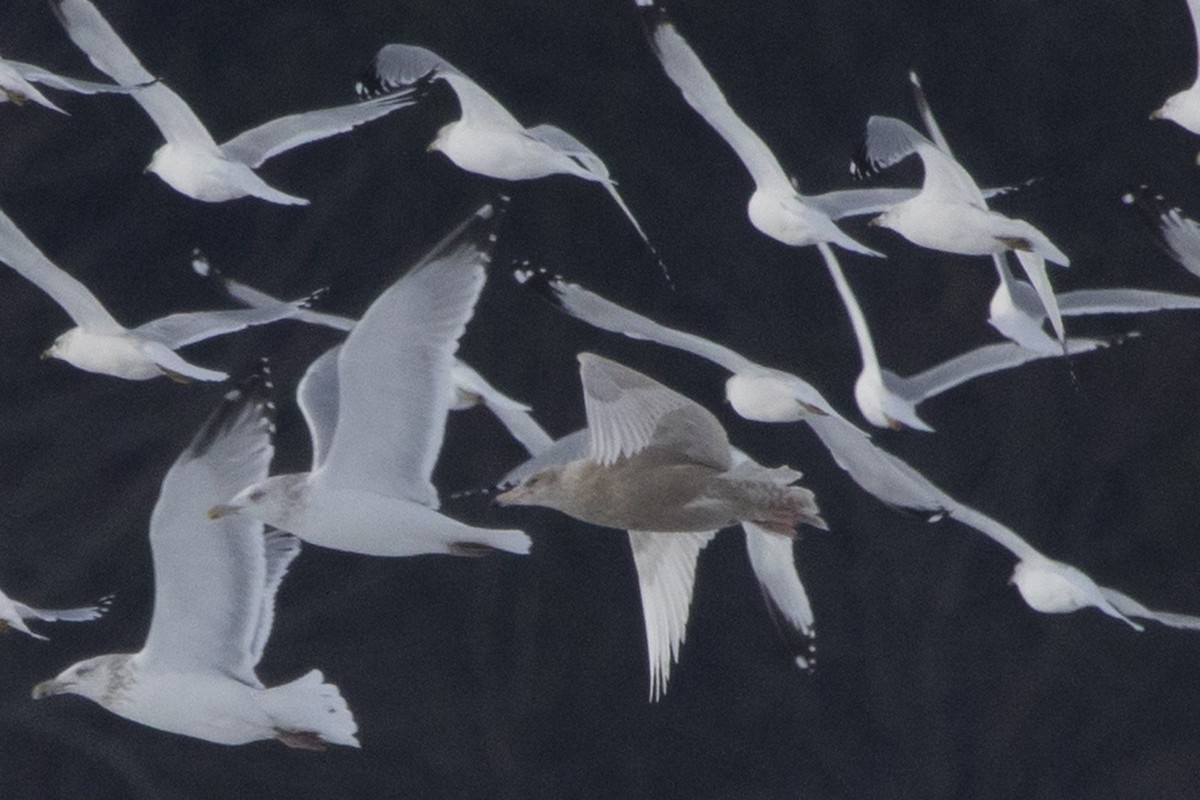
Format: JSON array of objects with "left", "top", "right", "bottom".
[
  {"left": 356, "top": 44, "right": 661, "bottom": 271},
  {"left": 33, "top": 373, "right": 360, "bottom": 750},
  {"left": 495, "top": 354, "right": 826, "bottom": 699},
  {"left": 1150, "top": 0, "right": 1200, "bottom": 161},
  {"left": 0, "top": 583, "right": 108, "bottom": 641},
  {"left": 210, "top": 204, "right": 531, "bottom": 558},
  {"left": 854, "top": 114, "right": 1071, "bottom": 345},
  {"left": 52, "top": 0, "right": 416, "bottom": 205},
  {"left": 0, "top": 53, "right": 136, "bottom": 114},
  {"left": 191, "top": 247, "right": 553, "bottom": 456},
  {"left": 0, "top": 204, "right": 304, "bottom": 381}
]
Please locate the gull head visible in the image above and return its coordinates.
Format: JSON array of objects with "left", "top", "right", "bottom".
[
  {"left": 868, "top": 208, "right": 902, "bottom": 233},
  {"left": 41, "top": 328, "right": 84, "bottom": 364},
  {"left": 1150, "top": 91, "right": 1200, "bottom": 134},
  {"left": 209, "top": 474, "right": 307, "bottom": 526},
  {"left": 494, "top": 467, "right": 566, "bottom": 510},
  {"left": 32, "top": 653, "right": 130, "bottom": 706},
  {"left": 427, "top": 122, "right": 456, "bottom": 154}
]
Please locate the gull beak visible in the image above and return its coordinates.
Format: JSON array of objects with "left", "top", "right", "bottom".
[
  {"left": 39, "top": 348, "right": 51, "bottom": 360},
  {"left": 425, "top": 140, "right": 438, "bottom": 153},
  {"left": 31, "top": 679, "right": 64, "bottom": 700},
  {"left": 492, "top": 486, "right": 523, "bottom": 507},
  {"left": 207, "top": 504, "right": 240, "bottom": 520},
  {"left": 1150, "top": 107, "right": 1164, "bottom": 121}
]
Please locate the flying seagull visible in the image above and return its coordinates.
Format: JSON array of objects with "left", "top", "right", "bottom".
[
  {"left": 33, "top": 370, "right": 360, "bottom": 750},
  {"left": 496, "top": 354, "right": 826, "bottom": 699},
  {"left": 1150, "top": 0, "right": 1200, "bottom": 162},
  {"left": 357, "top": 44, "right": 662, "bottom": 273},
  {"left": 51, "top": 0, "right": 416, "bottom": 205},
  {"left": 0, "top": 583, "right": 108, "bottom": 640},
  {"left": 0, "top": 204, "right": 304, "bottom": 381},
  {"left": 190, "top": 247, "right": 553, "bottom": 456},
  {"left": 210, "top": 204, "right": 531, "bottom": 558},
  {"left": 0, "top": 53, "right": 137, "bottom": 114}
]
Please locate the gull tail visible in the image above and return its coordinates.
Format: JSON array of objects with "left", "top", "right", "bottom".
[
  {"left": 261, "top": 669, "right": 360, "bottom": 750},
  {"left": 595, "top": 178, "right": 673, "bottom": 287}
]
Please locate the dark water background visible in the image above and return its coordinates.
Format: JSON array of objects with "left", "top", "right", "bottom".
[{"left": 1, "top": 1, "right": 1200, "bottom": 798}]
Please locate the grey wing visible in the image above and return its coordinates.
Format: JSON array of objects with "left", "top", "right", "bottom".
[
  {"left": 497, "top": 429, "right": 590, "bottom": 488},
  {"left": 636, "top": 4, "right": 790, "bottom": 193},
  {"left": 943, "top": 500, "right": 1042, "bottom": 563},
  {"left": 516, "top": 269, "right": 755, "bottom": 374},
  {"left": 908, "top": 71, "right": 954, "bottom": 157},
  {"left": 892, "top": 340, "right": 1104, "bottom": 403},
  {"left": 525, "top": 124, "right": 609, "bottom": 177},
  {"left": 319, "top": 203, "right": 498, "bottom": 504},
  {"left": 1123, "top": 187, "right": 1200, "bottom": 278},
  {"left": 132, "top": 303, "right": 302, "bottom": 349},
  {"left": 297, "top": 344, "right": 342, "bottom": 472},
  {"left": 51, "top": 0, "right": 216, "bottom": 149},
  {"left": 1099, "top": 586, "right": 1200, "bottom": 631},
  {"left": 743, "top": 524, "right": 816, "bottom": 668},
  {"left": 810, "top": 185, "right": 1023, "bottom": 219},
  {"left": 578, "top": 353, "right": 732, "bottom": 469},
  {"left": 855, "top": 115, "right": 984, "bottom": 207},
  {"left": 1057, "top": 288, "right": 1200, "bottom": 316},
  {"left": 0, "top": 204, "right": 121, "bottom": 332},
  {"left": 140, "top": 374, "right": 276, "bottom": 685},
  {"left": 220, "top": 93, "right": 416, "bottom": 168},
  {"left": 13, "top": 596, "right": 111, "bottom": 622},
  {"left": 10, "top": 60, "right": 134, "bottom": 95},
  {"left": 452, "top": 361, "right": 554, "bottom": 456},
  {"left": 628, "top": 529, "right": 717, "bottom": 701},
  {"left": 246, "top": 531, "right": 301, "bottom": 666}
]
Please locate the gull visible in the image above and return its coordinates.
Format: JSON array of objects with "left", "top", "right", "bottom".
[
  {"left": 854, "top": 114, "right": 1070, "bottom": 344},
  {"left": 495, "top": 354, "right": 826, "bottom": 699},
  {"left": 0, "top": 204, "right": 305, "bottom": 381},
  {"left": 33, "top": 372, "right": 360, "bottom": 750},
  {"left": 356, "top": 44, "right": 661, "bottom": 271},
  {"left": 52, "top": 0, "right": 416, "bottom": 205},
  {"left": 209, "top": 204, "right": 531, "bottom": 558},
  {"left": 1124, "top": 184, "right": 1200, "bottom": 278},
  {"left": 0, "top": 583, "right": 109, "bottom": 641},
  {"left": 191, "top": 247, "right": 553, "bottom": 456},
  {"left": 1151, "top": 0, "right": 1200, "bottom": 160},
  {"left": 0, "top": 53, "right": 136, "bottom": 114},
  {"left": 508, "top": 271, "right": 1200, "bottom": 632}
]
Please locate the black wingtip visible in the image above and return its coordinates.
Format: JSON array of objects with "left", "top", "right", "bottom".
[
  {"left": 1120, "top": 184, "right": 1190, "bottom": 262},
  {"left": 188, "top": 359, "right": 276, "bottom": 459},
  {"left": 634, "top": 0, "right": 670, "bottom": 29},
  {"left": 849, "top": 139, "right": 877, "bottom": 181},
  {"left": 511, "top": 262, "right": 566, "bottom": 309},
  {"left": 355, "top": 64, "right": 437, "bottom": 102}
]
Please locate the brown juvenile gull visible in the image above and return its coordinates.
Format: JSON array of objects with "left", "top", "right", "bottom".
[{"left": 496, "top": 353, "right": 826, "bottom": 698}]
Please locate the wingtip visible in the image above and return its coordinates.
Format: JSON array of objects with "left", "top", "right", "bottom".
[
  {"left": 187, "top": 359, "right": 276, "bottom": 458},
  {"left": 512, "top": 262, "right": 567, "bottom": 308}
]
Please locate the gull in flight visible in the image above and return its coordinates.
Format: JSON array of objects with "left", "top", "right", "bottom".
[
  {"left": 854, "top": 114, "right": 1071, "bottom": 345},
  {"left": 0, "top": 204, "right": 304, "bottom": 381},
  {"left": 33, "top": 371, "right": 360, "bottom": 750},
  {"left": 495, "top": 354, "right": 826, "bottom": 699},
  {"left": 1151, "top": 0, "right": 1200, "bottom": 161},
  {"left": 210, "top": 204, "right": 531, "bottom": 558},
  {"left": 0, "top": 53, "right": 136, "bottom": 114},
  {"left": 1124, "top": 184, "right": 1200, "bottom": 279},
  {"left": 190, "top": 246, "right": 553, "bottom": 456},
  {"left": 0, "top": 583, "right": 109, "bottom": 641},
  {"left": 52, "top": 0, "right": 416, "bottom": 205},
  {"left": 356, "top": 44, "right": 662, "bottom": 272},
  {"left": 510, "top": 270, "right": 1200, "bottom": 632}
]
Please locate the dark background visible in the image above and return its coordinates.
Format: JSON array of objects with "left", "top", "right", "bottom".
[{"left": 1, "top": 1, "right": 1199, "bottom": 798}]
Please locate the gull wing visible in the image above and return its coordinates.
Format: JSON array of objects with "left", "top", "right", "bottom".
[
  {"left": 52, "top": 0, "right": 217, "bottom": 150},
  {"left": 361, "top": 44, "right": 521, "bottom": 129},
  {"left": 13, "top": 596, "right": 110, "bottom": 623},
  {"left": 743, "top": 524, "right": 816, "bottom": 668},
  {"left": 1057, "top": 287, "right": 1200, "bottom": 316},
  {"left": 578, "top": 353, "right": 732, "bottom": 470},
  {"left": 141, "top": 372, "right": 278, "bottom": 685},
  {"left": 0, "top": 204, "right": 122, "bottom": 332},
  {"left": 908, "top": 71, "right": 954, "bottom": 156},
  {"left": 297, "top": 345, "right": 342, "bottom": 472},
  {"left": 855, "top": 115, "right": 985, "bottom": 208},
  {"left": 890, "top": 339, "right": 1106, "bottom": 404},
  {"left": 132, "top": 302, "right": 304, "bottom": 349},
  {"left": 635, "top": 1, "right": 791, "bottom": 194},
  {"left": 220, "top": 93, "right": 416, "bottom": 168},
  {"left": 497, "top": 429, "right": 590, "bottom": 488},
  {"left": 1123, "top": 186, "right": 1200, "bottom": 278},
  {"left": 246, "top": 530, "right": 301, "bottom": 666},
  {"left": 318, "top": 203, "right": 499, "bottom": 504},
  {"left": 517, "top": 269, "right": 756, "bottom": 374},
  {"left": 1100, "top": 586, "right": 1200, "bottom": 631},
  {"left": 451, "top": 361, "right": 554, "bottom": 456},
  {"left": 628, "top": 529, "right": 717, "bottom": 701},
  {"left": 11, "top": 59, "right": 136, "bottom": 96}
]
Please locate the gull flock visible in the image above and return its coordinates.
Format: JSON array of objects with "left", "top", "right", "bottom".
[{"left": 5, "top": 0, "right": 1200, "bottom": 762}]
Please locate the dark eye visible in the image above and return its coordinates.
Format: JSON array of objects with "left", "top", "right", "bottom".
[
  {"left": 526, "top": 476, "right": 539, "bottom": 487},
  {"left": 76, "top": 665, "right": 94, "bottom": 677},
  {"left": 249, "top": 490, "right": 265, "bottom": 502}
]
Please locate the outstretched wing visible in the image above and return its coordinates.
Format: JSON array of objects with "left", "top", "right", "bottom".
[
  {"left": 133, "top": 302, "right": 304, "bottom": 349},
  {"left": 141, "top": 370, "right": 278, "bottom": 685},
  {"left": 578, "top": 353, "right": 732, "bottom": 470},
  {"left": 743, "top": 524, "right": 816, "bottom": 669},
  {"left": 855, "top": 115, "right": 985, "bottom": 208},
  {"left": 628, "top": 529, "right": 716, "bottom": 701},
  {"left": 10, "top": 60, "right": 134, "bottom": 96},
  {"left": 297, "top": 344, "right": 342, "bottom": 472}
]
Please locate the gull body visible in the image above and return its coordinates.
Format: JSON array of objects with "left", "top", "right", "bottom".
[
  {"left": 0, "top": 205, "right": 301, "bottom": 381},
  {"left": 497, "top": 354, "right": 825, "bottom": 699},
  {"left": 53, "top": 0, "right": 415, "bottom": 205},
  {"left": 213, "top": 204, "right": 530, "bottom": 558},
  {"left": 34, "top": 376, "right": 359, "bottom": 750}
]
